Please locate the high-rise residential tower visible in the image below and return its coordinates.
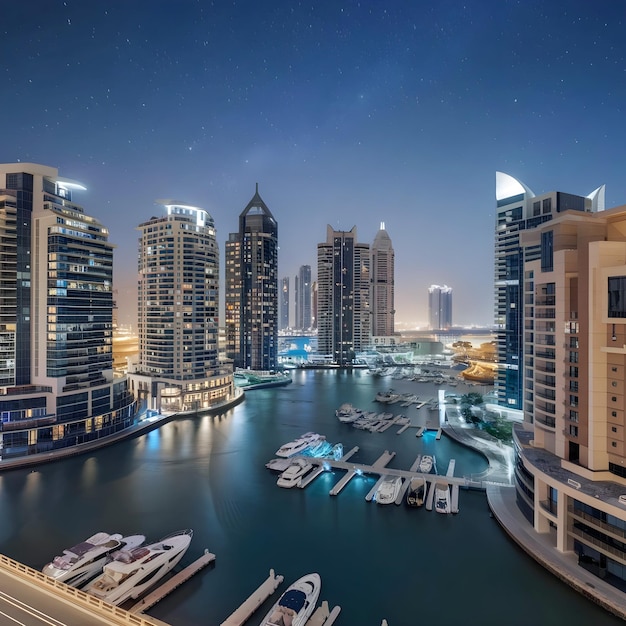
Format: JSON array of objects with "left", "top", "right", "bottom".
[
  {"left": 317, "top": 225, "right": 370, "bottom": 364},
  {"left": 0, "top": 163, "right": 136, "bottom": 460},
  {"left": 129, "top": 201, "right": 234, "bottom": 413},
  {"left": 371, "top": 222, "right": 395, "bottom": 337},
  {"left": 295, "top": 265, "right": 312, "bottom": 331},
  {"left": 225, "top": 185, "right": 278, "bottom": 370},
  {"left": 280, "top": 277, "right": 290, "bottom": 330},
  {"left": 428, "top": 285, "right": 453, "bottom": 330},
  {"left": 494, "top": 172, "right": 604, "bottom": 413},
  {"left": 510, "top": 195, "right": 626, "bottom": 594}
]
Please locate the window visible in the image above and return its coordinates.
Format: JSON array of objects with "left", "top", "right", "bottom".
[
  {"left": 612, "top": 441, "right": 617, "bottom": 447},
  {"left": 569, "top": 395, "right": 578, "bottom": 407},
  {"left": 608, "top": 276, "right": 626, "bottom": 318},
  {"left": 569, "top": 351, "right": 578, "bottom": 363},
  {"left": 542, "top": 198, "right": 552, "bottom": 214},
  {"left": 541, "top": 231, "right": 554, "bottom": 272},
  {"left": 612, "top": 396, "right": 617, "bottom": 402},
  {"left": 569, "top": 425, "right": 578, "bottom": 437},
  {"left": 570, "top": 410, "right": 579, "bottom": 422},
  {"left": 612, "top": 366, "right": 619, "bottom": 372},
  {"left": 569, "top": 366, "right": 578, "bottom": 378},
  {"left": 612, "top": 381, "right": 618, "bottom": 387},
  {"left": 612, "top": 426, "right": 618, "bottom": 433},
  {"left": 612, "top": 411, "right": 618, "bottom": 417},
  {"left": 533, "top": 201, "right": 541, "bottom": 216}
]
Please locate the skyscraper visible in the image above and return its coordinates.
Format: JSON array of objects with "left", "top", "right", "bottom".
[
  {"left": 295, "top": 265, "right": 312, "bottom": 331},
  {"left": 0, "top": 163, "right": 136, "bottom": 460},
  {"left": 512, "top": 194, "right": 626, "bottom": 593},
  {"left": 317, "top": 225, "right": 370, "bottom": 364},
  {"left": 225, "top": 185, "right": 278, "bottom": 370},
  {"left": 494, "top": 172, "right": 604, "bottom": 413},
  {"left": 371, "top": 222, "right": 395, "bottom": 337},
  {"left": 428, "top": 285, "right": 452, "bottom": 330},
  {"left": 129, "top": 201, "right": 234, "bottom": 413},
  {"left": 280, "top": 277, "right": 290, "bottom": 330}
]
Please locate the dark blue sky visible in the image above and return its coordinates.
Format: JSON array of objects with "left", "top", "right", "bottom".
[{"left": 3, "top": 1, "right": 625, "bottom": 327}]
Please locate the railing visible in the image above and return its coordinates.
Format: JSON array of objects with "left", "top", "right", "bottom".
[
  {"left": 569, "top": 505, "right": 626, "bottom": 541},
  {"left": 569, "top": 526, "right": 626, "bottom": 563},
  {"left": 0, "top": 554, "right": 158, "bottom": 625},
  {"left": 535, "top": 414, "right": 556, "bottom": 428}
]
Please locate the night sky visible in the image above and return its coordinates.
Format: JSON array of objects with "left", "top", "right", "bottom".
[{"left": 3, "top": 1, "right": 626, "bottom": 328}]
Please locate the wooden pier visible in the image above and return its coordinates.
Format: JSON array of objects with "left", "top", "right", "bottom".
[
  {"left": 220, "top": 569, "right": 283, "bottom": 626},
  {"left": 130, "top": 550, "right": 215, "bottom": 613}
]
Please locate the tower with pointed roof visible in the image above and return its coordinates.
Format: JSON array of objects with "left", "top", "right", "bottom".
[
  {"left": 371, "top": 222, "right": 395, "bottom": 337},
  {"left": 225, "top": 185, "right": 278, "bottom": 370}
]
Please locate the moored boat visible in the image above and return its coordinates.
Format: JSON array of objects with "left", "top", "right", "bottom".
[
  {"left": 275, "top": 433, "right": 325, "bottom": 458},
  {"left": 419, "top": 454, "right": 434, "bottom": 474},
  {"left": 277, "top": 458, "right": 314, "bottom": 488},
  {"left": 42, "top": 532, "right": 145, "bottom": 588},
  {"left": 406, "top": 476, "right": 427, "bottom": 507},
  {"left": 374, "top": 475, "right": 403, "bottom": 505},
  {"left": 434, "top": 482, "right": 451, "bottom": 514},
  {"left": 83, "top": 529, "right": 193, "bottom": 606},
  {"left": 260, "top": 572, "right": 321, "bottom": 626},
  {"left": 335, "top": 403, "right": 363, "bottom": 423}
]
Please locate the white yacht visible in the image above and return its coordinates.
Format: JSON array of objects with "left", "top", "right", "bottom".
[
  {"left": 419, "top": 455, "right": 434, "bottom": 474},
  {"left": 375, "top": 390, "right": 398, "bottom": 403},
  {"left": 335, "top": 403, "right": 363, "bottom": 423},
  {"left": 375, "top": 476, "right": 403, "bottom": 505},
  {"left": 42, "top": 532, "right": 145, "bottom": 588},
  {"left": 277, "top": 458, "right": 313, "bottom": 488},
  {"left": 275, "top": 433, "right": 325, "bottom": 458},
  {"left": 84, "top": 529, "right": 193, "bottom": 606},
  {"left": 260, "top": 572, "right": 321, "bottom": 626},
  {"left": 434, "top": 482, "right": 451, "bottom": 514}
]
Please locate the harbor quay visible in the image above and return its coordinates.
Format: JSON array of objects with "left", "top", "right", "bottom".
[{"left": 0, "top": 370, "right": 623, "bottom": 625}]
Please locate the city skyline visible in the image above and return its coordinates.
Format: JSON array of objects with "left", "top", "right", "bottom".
[{"left": 3, "top": 1, "right": 626, "bottom": 327}]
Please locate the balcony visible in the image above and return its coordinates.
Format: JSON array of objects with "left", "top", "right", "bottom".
[
  {"left": 539, "top": 499, "right": 558, "bottom": 516},
  {"left": 535, "top": 414, "right": 556, "bottom": 428}
]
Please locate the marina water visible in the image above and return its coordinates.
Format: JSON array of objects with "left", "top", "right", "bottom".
[{"left": 0, "top": 369, "right": 622, "bottom": 626}]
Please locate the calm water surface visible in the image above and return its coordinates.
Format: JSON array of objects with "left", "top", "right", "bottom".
[{"left": 0, "top": 370, "right": 622, "bottom": 626}]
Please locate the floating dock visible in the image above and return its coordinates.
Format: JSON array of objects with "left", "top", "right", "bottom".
[
  {"left": 436, "top": 428, "right": 442, "bottom": 440},
  {"left": 365, "top": 475, "right": 386, "bottom": 502},
  {"left": 220, "top": 569, "right": 284, "bottom": 626},
  {"left": 396, "top": 421, "right": 411, "bottom": 434},
  {"left": 425, "top": 478, "right": 435, "bottom": 511},
  {"left": 130, "top": 550, "right": 215, "bottom": 613},
  {"left": 329, "top": 470, "right": 356, "bottom": 496},
  {"left": 416, "top": 426, "right": 425, "bottom": 437}
]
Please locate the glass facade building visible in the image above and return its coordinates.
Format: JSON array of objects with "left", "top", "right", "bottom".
[{"left": 0, "top": 163, "right": 136, "bottom": 460}]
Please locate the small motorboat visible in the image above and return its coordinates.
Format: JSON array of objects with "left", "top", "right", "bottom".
[
  {"left": 260, "top": 572, "right": 321, "bottom": 626},
  {"left": 375, "top": 476, "right": 403, "bottom": 505},
  {"left": 419, "top": 455, "right": 434, "bottom": 474},
  {"left": 434, "top": 482, "right": 451, "bottom": 514},
  {"left": 277, "top": 458, "right": 313, "bottom": 488},
  {"left": 406, "top": 476, "right": 427, "bottom": 507}
]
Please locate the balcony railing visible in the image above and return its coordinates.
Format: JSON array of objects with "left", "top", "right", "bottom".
[
  {"left": 539, "top": 499, "right": 558, "bottom": 516},
  {"left": 569, "top": 525, "right": 626, "bottom": 563},
  {"left": 569, "top": 505, "right": 626, "bottom": 541}
]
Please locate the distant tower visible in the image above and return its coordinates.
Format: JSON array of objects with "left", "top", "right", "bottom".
[
  {"left": 311, "top": 281, "right": 318, "bottom": 330},
  {"left": 428, "top": 285, "right": 453, "bottom": 330},
  {"left": 132, "top": 201, "right": 233, "bottom": 412},
  {"left": 225, "top": 185, "right": 278, "bottom": 370},
  {"left": 280, "top": 277, "right": 290, "bottom": 330},
  {"left": 371, "top": 222, "right": 395, "bottom": 336},
  {"left": 317, "top": 225, "right": 370, "bottom": 364},
  {"left": 295, "top": 265, "right": 312, "bottom": 331}
]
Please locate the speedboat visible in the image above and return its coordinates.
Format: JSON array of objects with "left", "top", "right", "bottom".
[
  {"left": 375, "top": 390, "right": 398, "bottom": 403},
  {"left": 84, "top": 529, "right": 193, "bottom": 606},
  {"left": 275, "top": 433, "right": 325, "bottom": 458},
  {"left": 42, "top": 532, "right": 145, "bottom": 588},
  {"left": 434, "top": 482, "right": 451, "bottom": 514},
  {"left": 335, "top": 403, "right": 363, "bottom": 423},
  {"left": 277, "top": 458, "right": 313, "bottom": 488},
  {"left": 375, "top": 476, "right": 403, "bottom": 505},
  {"left": 419, "top": 455, "right": 434, "bottom": 474},
  {"left": 260, "top": 572, "right": 321, "bottom": 626},
  {"left": 406, "top": 476, "right": 427, "bottom": 507}
]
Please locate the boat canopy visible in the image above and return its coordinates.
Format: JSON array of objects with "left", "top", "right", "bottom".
[{"left": 279, "top": 588, "right": 306, "bottom": 612}]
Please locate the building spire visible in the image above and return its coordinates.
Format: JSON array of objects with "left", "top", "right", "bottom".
[{"left": 380, "top": 221, "right": 385, "bottom": 230}]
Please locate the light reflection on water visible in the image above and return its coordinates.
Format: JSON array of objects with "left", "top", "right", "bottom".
[{"left": 0, "top": 370, "right": 622, "bottom": 626}]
